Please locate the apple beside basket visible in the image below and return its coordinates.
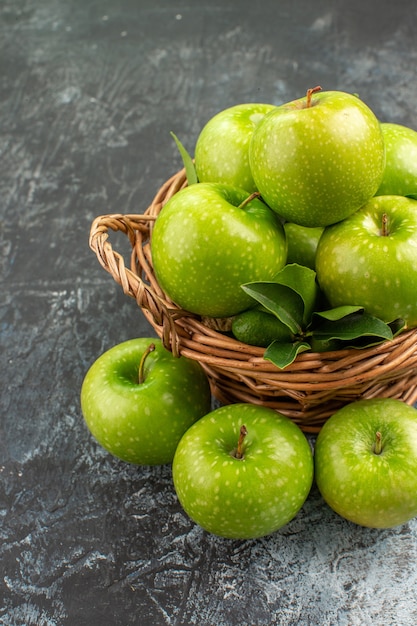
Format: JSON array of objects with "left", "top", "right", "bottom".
[{"left": 89, "top": 168, "right": 417, "bottom": 434}]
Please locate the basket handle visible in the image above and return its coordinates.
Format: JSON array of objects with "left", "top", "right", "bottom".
[
  {"left": 89, "top": 212, "right": 149, "bottom": 295},
  {"left": 89, "top": 210, "right": 193, "bottom": 357}
]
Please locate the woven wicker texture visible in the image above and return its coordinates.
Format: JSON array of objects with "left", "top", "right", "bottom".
[{"left": 89, "top": 169, "right": 417, "bottom": 432}]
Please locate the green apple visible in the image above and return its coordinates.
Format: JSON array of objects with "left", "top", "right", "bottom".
[
  {"left": 80, "top": 338, "right": 211, "bottom": 465},
  {"left": 249, "top": 88, "right": 385, "bottom": 227},
  {"left": 315, "top": 194, "right": 417, "bottom": 327},
  {"left": 314, "top": 398, "right": 417, "bottom": 528},
  {"left": 283, "top": 222, "right": 324, "bottom": 270},
  {"left": 232, "top": 305, "right": 294, "bottom": 347},
  {"left": 151, "top": 183, "right": 287, "bottom": 318},
  {"left": 375, "top": 122, "right": 417, "bottom": 198},
  {"left": 172, "top": 403, "right": 314, "bottom": 539},
  {"left": 194, "top": 103, "right": 276, "bottom": 193}
]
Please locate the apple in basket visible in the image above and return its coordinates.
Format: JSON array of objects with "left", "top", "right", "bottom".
[
  {"left": 80, "top": 338, "right": 211, "bottom": 465},
  {"left": 314, "top": 398, "right": 417, "bottom": 528},
  {"left": 283, "top": 222, "right": 324, "bottom": 270},
  {"left": 172, "top": 403, "right": 314, "bottom": 539},
  {"left": 249, "top": 87, "right": 385, "bottom": 227},
  {"left": 194, "top": 102, "right": 276, "bottom": 193},
  {"left": 375, "top": 122, "right": 417, "bottom": 198},
  {"left": 315, "top": 194, "right": 417, "bottom": 328},
  {"left": 151, "top": 183, "right": 287, "bottom": 318}
]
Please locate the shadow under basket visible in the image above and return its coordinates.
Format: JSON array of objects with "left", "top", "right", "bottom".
[{"left": 89, "top": 168, "right": 417, "bottom": 433}]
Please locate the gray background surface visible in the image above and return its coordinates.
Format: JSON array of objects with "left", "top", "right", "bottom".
[{"left": 2, "top": 1, "right": 417, "bottom": 624}]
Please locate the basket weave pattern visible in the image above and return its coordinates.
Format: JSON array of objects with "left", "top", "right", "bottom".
[{"left": 89, "top": 169, "right": 417, "bottom": 432}]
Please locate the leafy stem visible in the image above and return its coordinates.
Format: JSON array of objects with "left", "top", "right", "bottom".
[
  {"left": 232, "top": 425, "right": 248, "bottom": 460},
  {"left": 138, "top": 343, "right": 155, "bottom": 384},
  {"left": 240, "top": 264, "right": 405, "bottom": 370},
  {"left": 373, "top": 431, "right": 383, "bottom": 455},
  {"left": 380, "top": 213, "right": 389, "bottom": 237},
  {"left": 305, "top": 85, "right": 322, "bottom": 108},
  {"left": 237, "top": 192, "right": 261, "bottom": 210}
]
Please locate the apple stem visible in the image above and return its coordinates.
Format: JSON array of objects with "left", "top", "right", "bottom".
[
  {"left": 373, "top": 431, "right": 383, "bottom": 455},
  {"left": 305, "top": 85, "right": 322, "bottom": 108},
  {"left": 234, "top": 425, "right": 248, "bottom": 460},
  {"left": 237, "top": 192, "right": 261, "bottom": 211},
  {"left": 380, "top": 213, "right": 389, "bottom": 237},
  {"left": 138, "top": 343, "right": 155, "bottom": 384}
]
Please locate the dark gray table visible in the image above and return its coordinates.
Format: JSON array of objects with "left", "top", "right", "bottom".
[{"left": 2, "top": 1, "right": 417, "bottom": 624}]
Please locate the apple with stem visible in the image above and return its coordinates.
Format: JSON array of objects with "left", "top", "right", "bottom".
[
  {"left": 314, "top": 398, "right": 417, "bottom": 528},
  {"left": 80, "top": 338, "right": 211, "bottom": 465},
  {"left": 315, "top": 194, "right": 417, "bottom": 327},
  {"left": 249, "top": 87, "right": 385, "bottom": 227},
  {"left": 194, "top": 102, "right": 276, "bottom": 193},
  {"left": 152, "top": 183, "right": 287, "bottom": 318},
  {"left": 172, "top": 403, "right": 314, "bottom": 539}
]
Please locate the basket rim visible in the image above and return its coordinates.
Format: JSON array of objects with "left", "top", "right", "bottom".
[{"left": 89, "top": 167, "right": 417, "bottom": 365}]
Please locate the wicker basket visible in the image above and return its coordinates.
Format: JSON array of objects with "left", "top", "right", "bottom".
[{"left": 89, "top": 168, "right": 417, "bottom": 433}]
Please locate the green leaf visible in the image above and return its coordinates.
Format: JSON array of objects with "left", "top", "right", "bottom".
[
  {"left": 170, "top": 132, "right": 198, "bottom": 185},
  {"left": 264, "top": 340, "right": 311, "bottom": 369},
  {"left": 312, "top": 304, "right": 364, "bottom": 323},
  {"left": 241, "top": 282, "right": 304, "bottom": 335},
  {"left": 272, "top": 263, "right": 319, "bottom": 325},
  {"left": 312, "top": 311, "right": 394, "bottom": 344},
  {"left": 308, "top": 337, "right": 344, "bottom": 353},
  {"left": 389, "top": 318, "right": 406, "bottom": 336}
]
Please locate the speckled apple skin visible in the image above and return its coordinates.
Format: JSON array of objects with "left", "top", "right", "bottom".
[
  {"left": 151, "top": 183, "right": 287, "bottom": 318},
  {"left": 172, "top": 403, "right": 314, "bottom": 539},
  {"left": 314, "top": 398, "right": 417, "bottom": 528},
  {"left": 195, "top": 102, "right": 276, "bottom": 193},
  {"left": 376, "top": 122, "right": 417, "bottom": 197},
  {"left": 80, "top": 338, "right": 211, "bottom": 465},
  {"left": 249, "top": 90, "right": 385, "bottom": 227},
  {"left": 315, "top": 195, "right": 417, "bottom": 327}
]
